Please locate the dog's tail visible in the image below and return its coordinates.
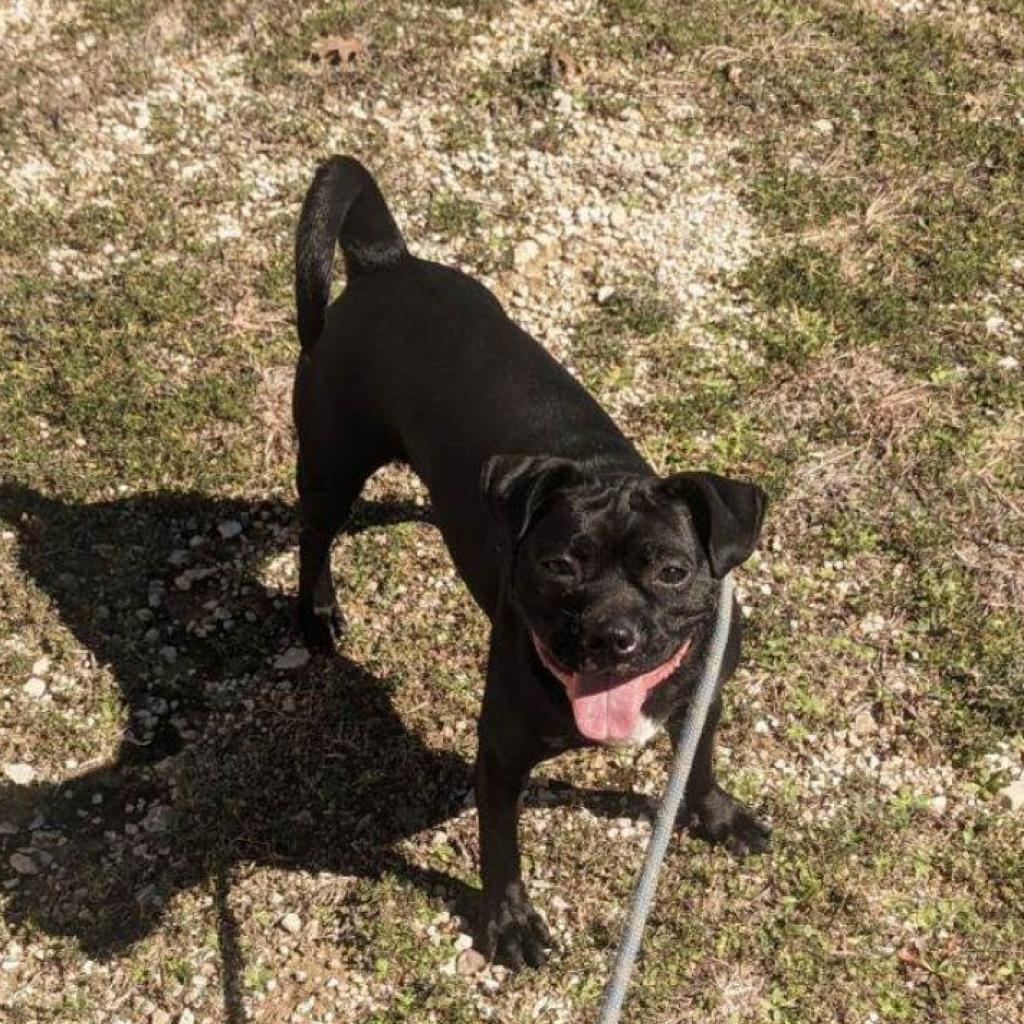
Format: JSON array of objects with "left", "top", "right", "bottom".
[{"left": 295, "top": 155, "right": 409, "bottom": 351}]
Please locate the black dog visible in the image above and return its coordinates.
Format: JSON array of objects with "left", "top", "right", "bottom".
[{"left": 292, "top": 156, "right": 770, "bottom": 969}]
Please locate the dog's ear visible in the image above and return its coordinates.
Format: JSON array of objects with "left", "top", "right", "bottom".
[
  {"left": 658, "top": 471, "right": 766, "bottom": 578},
  {"left": 481, "top": 455, "right": 584, "bottom": 541}
]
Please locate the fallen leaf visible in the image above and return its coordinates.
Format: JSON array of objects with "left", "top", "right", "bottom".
[
  {"left": 897, "top": 945, "right": 937, "bottom": 974},
  {"left": 310, "top": 35, "right": 366, "bottom": 70},
  {"left": 547, "top": 46, "right": 579, "bottom": 85}
]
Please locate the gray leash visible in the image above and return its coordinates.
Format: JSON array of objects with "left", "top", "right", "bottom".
[{"left": 595, "top": 573, "right": 734, "bottom": 1024}]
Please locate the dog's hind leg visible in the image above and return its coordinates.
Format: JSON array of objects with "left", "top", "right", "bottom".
[{"left": 296, "top": 448, "right": 374, "bottom": 652}]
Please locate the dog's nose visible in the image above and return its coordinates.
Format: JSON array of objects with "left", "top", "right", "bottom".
[{"left": 586, "top": 619, "right": 639, "bottom": 661}]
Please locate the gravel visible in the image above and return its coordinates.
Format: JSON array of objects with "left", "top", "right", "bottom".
[
  {"left": 279, "top": 912, "right": 303, "bottom": 934},
  {"left": 22, "top": 676, "right": 47, "bottom": 698},
  {"left": 8, "top": 853, "right": 39, "bottom": 875},
  {"left": 218, "top": 519, "right": 244, "bottom": 539},
  {"left": 1, "top": 3, "right": 1021, "bottom": 1023},
  {"left": 998, "top": 779, "right": 1024, "bottom": 812},
  {"left": 3, "top": 763, "right": 36, "bottom": 785},
  {"left": 457, "top": 948, "right": 487, "bottom": 975},
  {"left": 273, "top": 647, "right": 311, "bottom": 671}
]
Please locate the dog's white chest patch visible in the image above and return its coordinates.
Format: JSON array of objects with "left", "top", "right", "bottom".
[{"left": 605, "top": 713, "right": 662, "bottom": 748}]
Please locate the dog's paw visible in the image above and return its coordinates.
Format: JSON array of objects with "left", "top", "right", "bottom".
[
  {"left": 475, "top": 882, "right": 553, "bottom": 970},
  {"left": 690, "top": 785, "right": 771, "bottom": 857},
  {"left": 298, "top": 605, "right": 343, "bottom": 653}
]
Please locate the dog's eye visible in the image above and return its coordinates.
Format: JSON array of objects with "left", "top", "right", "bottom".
[
  {"left": 540, "top": 556, "right": 577, "bottom": 580},
  {"left": 656, "top": 565, "right": 689, "bottom": 586}
]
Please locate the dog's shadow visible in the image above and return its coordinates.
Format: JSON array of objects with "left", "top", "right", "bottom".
[{"left": 0, "top": 483, "right": 650, "bottom": 1002}]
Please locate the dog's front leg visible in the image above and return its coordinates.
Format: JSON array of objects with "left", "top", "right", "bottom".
[
  {"left": 671, "top": 696, "right": 771, "bottom": 856},
  {"left": 473, "top": 727, "right": 552, "bottom": 969}
]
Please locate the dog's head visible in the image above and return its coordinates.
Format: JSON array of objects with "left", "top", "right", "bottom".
[{"left": 482, "top": 455, "right": 766, "bottom": 746}]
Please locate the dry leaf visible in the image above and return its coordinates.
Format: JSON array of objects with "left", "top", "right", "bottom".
[
  {"left": 547, "top": 46, "right": 579, "bottom": 85},
  {"left": 896, "top": 945, "right": 937, "bottom": 974},
  {"left": 310, "top": 35, "right": 366, "bottom": 70}
]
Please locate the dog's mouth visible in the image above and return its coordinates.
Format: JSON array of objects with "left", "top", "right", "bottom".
[{"left": 531, "top": 634, "right": 693, "bottom": 744}]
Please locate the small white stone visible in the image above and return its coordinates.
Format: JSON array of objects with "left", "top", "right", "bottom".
[
  {"left": 178, "top": 1010, "right": 195, "bottom": 1024},
  {"left": 456, "top": 948, "right": 486, "bottom": 975},
  {"left": 859, "top": 612, "right": 886, "bottom": 636},
  {"left": 552, "top": 89, "right": 573, "bottom": 116},
  {"left": 9, "top": 853, "right": 38, "bottom": 875},
  {"left": 453, "top": 932, "right": 473, "bottom": 952},
  {"left": 280, "top": 912, "right": 302, "bottom": 934},
  {"left": 928, "top": 795, "right": 947, "bottom": 816},
  {"left": 3, "top": 764, "right": 36, "bottom": 786},
  {"left": 997, "top": 355, "right": 1019, "bottom": 370},
  {"left": 22, "top": 677, "right": 47, "bottom": 698},
  {"left": 218, "top": 520, "right": 243, "bottom": 539},
  {"left": 274, "top": 647, "right": 310, "bottom": 671},
  {"left": 142, "top": 805, "right": 174, "bottom": 834},
  {"left": 609, "top": 206, "right": 628, "bottom": 230},
  {"left": 174, "top": 567, "right": 216, "bottom": 591},
  {"left": 997, "top": 779, "right": 1024, "bottom": 812},
  {"left": 596, "top": 285, "right": 615, "bottom": 303},
  {"left": 31, "top": 656, "right": 51, "bottom": 676},
  {"left": 513, "top": 239, "right": 541, "bottom": 271},
  {"left": 812, "top": 118, "right": 834, "bottom": 135},
  {"left": 852, "top": 711, "right": 877, "bottom": 736}
]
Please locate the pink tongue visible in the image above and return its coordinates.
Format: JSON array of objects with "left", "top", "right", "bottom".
[
  {"left": 534, "top": 637, "right": 693, "bottom": 743},
  {"left": 566, "top": 676, "right": 655, "bottom": 743}
]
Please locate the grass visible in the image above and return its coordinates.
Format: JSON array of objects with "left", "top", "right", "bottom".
[
  {"left": 639, "top": 0, "right": 1024, "bottom": 765},
  {"left": 1, "top": 1, "right": 1022, "bottom": 1023},
  {"left": 572, "top": 283, "right": 677, "bottom": 389}
]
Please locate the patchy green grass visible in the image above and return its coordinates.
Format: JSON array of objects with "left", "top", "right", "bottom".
[
  {"left": 572, "top": 283, "right": 676, "bottom": 390},
  {"left": 1, "top": 1, "right": 1022, "bottom": 1023}
]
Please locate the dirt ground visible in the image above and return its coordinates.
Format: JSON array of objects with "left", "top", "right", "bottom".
[{"left": 1, "top": 1, "right": 1022, "bottom": 1022}]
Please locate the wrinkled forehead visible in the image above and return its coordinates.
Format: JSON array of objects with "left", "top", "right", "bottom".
[{"left": 528, "top": 479, "right": 696, "bottom": 550}]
